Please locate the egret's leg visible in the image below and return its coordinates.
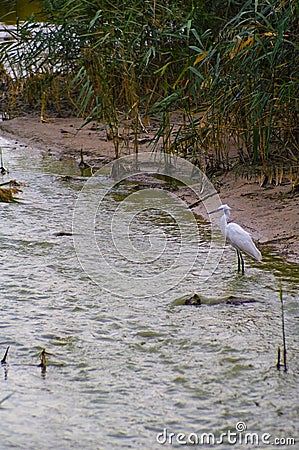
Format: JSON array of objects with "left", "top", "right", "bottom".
[
  {"left": 240, "top": 251, "right": 245, "bottom": 274},
  {"left": 236, "top": 249, "right": 241, "bottom": 272}
]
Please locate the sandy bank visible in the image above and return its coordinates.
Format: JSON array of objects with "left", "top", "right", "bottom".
[{"left": 0, "top": 115, "right": 298, "bottom": 264}]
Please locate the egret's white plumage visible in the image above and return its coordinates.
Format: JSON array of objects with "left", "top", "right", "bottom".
[{"left": 209, "top": 204, "right": 262, "bottom": 273}]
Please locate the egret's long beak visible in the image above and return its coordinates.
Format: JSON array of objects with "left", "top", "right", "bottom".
[{"left": 208, "top": 207, "right": 222, "bottom": 214}]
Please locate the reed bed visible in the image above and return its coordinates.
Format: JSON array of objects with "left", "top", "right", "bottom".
[{"left": 0, "top": 0, "right": 298, "bottom": 179}]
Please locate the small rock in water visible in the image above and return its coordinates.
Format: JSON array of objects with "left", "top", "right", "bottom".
[
  {"left": 225, "top": 295, "right": 256, "bottom": 305},
  {"left": 185, "top": 293, "right": 202, "bottom": 306},
  {"left": 172, "top": 293, "right": 202, "bottom": 307},
  {"left": 54, "top": 231, "right": 73, "bottom": 237}
]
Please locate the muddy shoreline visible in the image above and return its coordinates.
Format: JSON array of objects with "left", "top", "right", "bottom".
[{"left": 0, "top": 115, "right": 298, "bottom": 264}]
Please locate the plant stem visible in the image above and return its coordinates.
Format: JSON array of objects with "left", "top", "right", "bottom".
[{"left": 279, "top": 282, "right": 287, "bottom": 372}]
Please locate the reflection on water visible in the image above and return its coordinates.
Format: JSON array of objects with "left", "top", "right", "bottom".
[{"left": 0, "top": 137, "right": 298, "bottom": 449}]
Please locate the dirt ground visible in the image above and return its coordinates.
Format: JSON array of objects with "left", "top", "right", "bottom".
[{"left": 0, "top": 115, "right": 298, "bottom": 264}]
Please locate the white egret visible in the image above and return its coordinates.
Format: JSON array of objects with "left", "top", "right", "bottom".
[{"left": 209, "top": 204, "right": 262, "bottom": 274}]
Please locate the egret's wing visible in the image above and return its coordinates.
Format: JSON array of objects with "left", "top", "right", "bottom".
[{"left": 226, "top": 223, "right": 262, "bottom": 261}]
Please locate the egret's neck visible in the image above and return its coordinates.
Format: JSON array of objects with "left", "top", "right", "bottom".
[{"left": 220, "top": 213, "right": 228, "bottom": 237}]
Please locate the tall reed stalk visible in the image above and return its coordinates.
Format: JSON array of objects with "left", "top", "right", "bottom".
[{"left": 277, "top": 282, "right": 287, "bottom": 372}]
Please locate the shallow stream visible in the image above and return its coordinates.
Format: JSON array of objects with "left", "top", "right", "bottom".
[{"left": 0, "top": 137, "right": 298, "bottom": 449}]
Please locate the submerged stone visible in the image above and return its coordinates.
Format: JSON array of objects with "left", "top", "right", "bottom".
[
  {"left": 172, "top": 293, "right": 203, "bottom": 307},
  {"left": 171, "top": 293, "right": 256, "bottom": 307}
]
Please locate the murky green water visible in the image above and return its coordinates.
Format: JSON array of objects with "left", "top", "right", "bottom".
[
  {"left": 0, "top": 1, "right": 42, "bottom": 24},
  {"left": 0, "top": 136, "right": 298, "bottom": 449}
]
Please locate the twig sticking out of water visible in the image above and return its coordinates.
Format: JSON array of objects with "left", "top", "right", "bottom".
[
  {"left": 0, "top": 179, "right": 22, "bottom": 187},
  {"left": 276, "top": 346, "right": 281, "bottom": 370},
  {"left": 0, "top": 393, "right": 13, "bottom": 406},
  {"left": 277, "top": 282, "right": 287, "bottom": 372},
  {"left": 79, "top": 148, "right": 91, "bottom": 170},
  {"left": 0, "top": 147, "right": 8, "bottom": 174},
  {"left": 39, "top": 349, "right": 47, "bottom": 374},
  {"left": 1, "top": 346, "right": 9, "bottom": 364}
]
